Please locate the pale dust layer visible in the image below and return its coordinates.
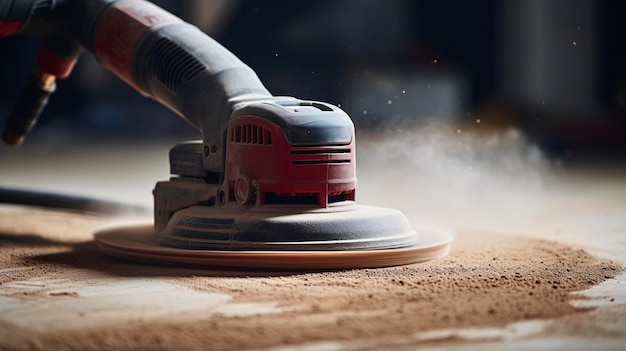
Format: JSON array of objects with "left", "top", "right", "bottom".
[{"left": 0, "top": 209, "right": 621, "bottom": 351}]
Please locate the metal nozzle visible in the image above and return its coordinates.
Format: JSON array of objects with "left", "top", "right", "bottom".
[{"left": 2, "top": 71, "right": 56, "bottom": 147}]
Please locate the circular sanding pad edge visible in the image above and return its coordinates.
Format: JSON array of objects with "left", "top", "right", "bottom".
[{"left": 94, "top": 223, "right": 453, "bottom": 270}]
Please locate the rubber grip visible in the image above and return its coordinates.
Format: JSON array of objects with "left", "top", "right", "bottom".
[{"left": 2, "top": 75, "right": 56, "bottom": 146}]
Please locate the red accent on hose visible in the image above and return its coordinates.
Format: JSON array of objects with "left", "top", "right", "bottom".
[
  {"left": 92, "top": 0, "right": 181, "bottom": 94},
  {"left": 0, "top": 22, "right": 20, "bottom": 37},
  {"left": 35, "top": 46, "right": 78, "bottom": 79}
]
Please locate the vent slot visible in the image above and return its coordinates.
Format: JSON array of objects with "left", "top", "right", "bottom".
[
  {"left": 298, "top": 102, "right": 333, "bottom": 111},
  {"left": 170, "top": 228, "right": 231, "bottom": 241},
  {"left": 264, "top": 192, "right": 318, "bottom": 205},
  {"left": 231, "top": 123, "right": 272, "bottom": 144},
  {"left": 263, "top": 192, "right": 350, "bottom": 206},
  {"left": 292, "top": 160, "right": 351, "bottom": 165},
  {"left": 177, "top": 216, "right": 234, "bottom": 230},
  {"left": 148, "top": 38, "right": 204, "bottom": 93},
  {"left": 329, "top": 193, "right": 350, "bottom": 204},
  {"left": 291, "top": 149, "right": 350, "bottom": 155}
]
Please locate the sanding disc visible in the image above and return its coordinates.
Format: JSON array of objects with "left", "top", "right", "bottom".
[{"left": 94, "top": 223, "right": 452, "bottom": 270}]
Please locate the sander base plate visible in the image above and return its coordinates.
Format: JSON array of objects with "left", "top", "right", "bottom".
[{"left": 95, "top": 223, "right": 452, "bottom": 270}]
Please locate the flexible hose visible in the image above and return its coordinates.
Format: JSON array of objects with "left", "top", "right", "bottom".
[{"left": 0, "top": 186, "right": 150, "bottom": 215}]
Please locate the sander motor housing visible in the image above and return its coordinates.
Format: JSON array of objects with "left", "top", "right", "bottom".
[{"left": 154, "top": 97, "right": 357, "bottom": 234}]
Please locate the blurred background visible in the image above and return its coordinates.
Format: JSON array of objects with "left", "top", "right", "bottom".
[{"left": 1, "top": 0, "right": 625, "bottom": 162}]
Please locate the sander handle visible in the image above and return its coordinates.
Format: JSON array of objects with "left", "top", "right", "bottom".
[
  {"left": 1, "top": 0, "right": 272, "bottom": 169},
  {"left": 79, "top": 0, "right": 273, "bottom": 172}
]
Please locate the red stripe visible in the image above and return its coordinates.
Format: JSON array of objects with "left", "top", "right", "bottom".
[
  {"left": 35, "top": 45, "right": 78, "bottom": 78},
  {"left": 93, "top": 0, "right": 181, "bottom": 94},
  {"left": 0, "top": 22, "right": 20, "bottom": 37}
]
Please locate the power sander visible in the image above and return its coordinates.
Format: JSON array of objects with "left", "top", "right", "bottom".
[{"left": 1, "top": 0, "right": 451, "bottom": 268}]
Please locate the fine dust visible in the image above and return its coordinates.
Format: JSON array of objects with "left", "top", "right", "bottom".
[
  {"left": 0, "top": 207, "right": 621, "bottom": 351},
  {"left": 356, "top": 122, "right": 553, "bottom": 230}
]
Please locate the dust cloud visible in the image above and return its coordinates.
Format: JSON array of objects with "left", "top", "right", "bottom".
[{"left": 355, "top": 121, "right": 553, "bottom": 230}]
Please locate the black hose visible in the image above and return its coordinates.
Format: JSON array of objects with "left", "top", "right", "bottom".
[{"left": 0, "top": 186, "right": 150, "bottom": 215}]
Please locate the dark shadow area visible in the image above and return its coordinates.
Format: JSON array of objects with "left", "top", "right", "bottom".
[{"left": 0, "top": 232, "right": 69, "bottom": 247}]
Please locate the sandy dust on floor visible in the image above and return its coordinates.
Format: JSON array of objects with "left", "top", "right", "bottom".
[{"left": 0, "top": 208, "right": 621, "bottom": 351}]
